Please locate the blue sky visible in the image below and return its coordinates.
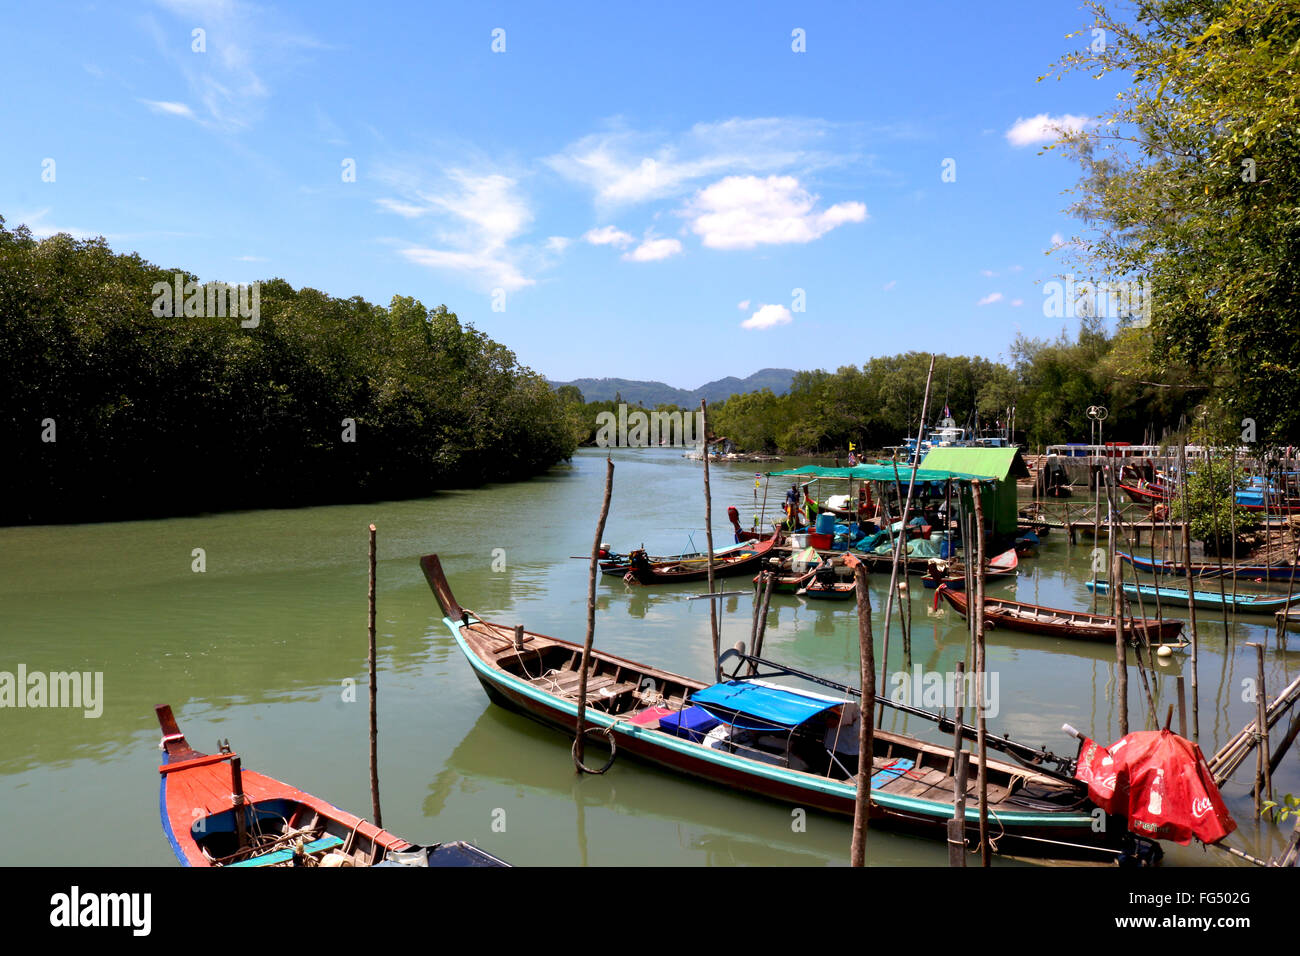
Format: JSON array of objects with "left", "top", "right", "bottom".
[{"left": 1, "top": 1, "right": 1121, "bottom": 388}]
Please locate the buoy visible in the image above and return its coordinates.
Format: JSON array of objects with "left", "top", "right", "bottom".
[
  {"left": 1156, "top": 645, "right": 1173, "bottom": 659},
  {"left": 898, "top": 581, "right": 908, "bottom": 592}
]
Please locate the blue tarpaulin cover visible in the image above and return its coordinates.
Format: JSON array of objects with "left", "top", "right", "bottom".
[{"left": 689, "top": 681, "right": 843, "bottom": 729}]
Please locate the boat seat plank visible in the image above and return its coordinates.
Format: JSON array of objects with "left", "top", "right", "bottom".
[{"left": 226, "top": 835, "right": 344, "bottom": 867}]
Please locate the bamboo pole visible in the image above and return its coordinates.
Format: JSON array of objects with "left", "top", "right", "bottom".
[
  {"left": 947, "top": 660, "right": 967, "bottom": 867},
  {"left": 972, "top": 482, "right": 990, "bottom": 867},
  {"left": 1112, "top": 546, "right": 1130, "bottom": 737},
  {"left": 749, "top": 572, "right": 775, "bottom": 675},
  {"left": 1180, "top": 445, "right": 1200, "bottom": 740},
  {"left": 1176, "top": 674, "right": 1187, "bottom": 738},
  {"left": 878, "top": 356, "right": 937, "bottom": 717},
  {"left": 701, "top": 401, "right": 721, "bottom": 683},
  {"left": 1249, "top": 643, "right": 1273, "bottom": 815},
  {"left": 231, "top": 756, "right": 248, "bottom": 851},
  {"left": 850, "top": 561, "right": 876, "bottom": 867},
  {"left": 368, "top": 523, "right": 381, "bottom": 827},
  {"left": 574, "top": 457, "right": 615, "bottom": 768}
]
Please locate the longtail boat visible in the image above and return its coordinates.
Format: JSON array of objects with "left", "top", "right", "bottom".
[
  {"left": 599, "top": 539, "right": 754, "bottom": 576},
  {"left": 1118, "top": 550, "right": 1300, "bottom": 582},
  {"left": 933, "top": 585, "right": 1186, "bottom": 646},
  {"left": 155, "top": 704, "right": 507, "bottom": 867},
  {"left": 622, "top": 537, "right": 776, "bottom": 584},
  {"left": 422, "top": 553, "right": 1160, "bottom": 863},
  {"left": 1087, "top": 580, "right": 1300, "bottom": 615}
]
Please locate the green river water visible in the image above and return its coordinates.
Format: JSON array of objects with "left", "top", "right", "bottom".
[{"left": 1, "top": 446, "right": 1295, "bottom": 866}]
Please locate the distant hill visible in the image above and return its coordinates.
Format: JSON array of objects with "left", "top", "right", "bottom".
[{"left": 550, "top": 368, "right": 797, "bottom": 406}]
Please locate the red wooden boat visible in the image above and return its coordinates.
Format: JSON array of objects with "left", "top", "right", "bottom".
[
  {"left": 155, "top": 705, "right": 507, "bottom": 867},
  {"left": 933, "top": 585, "right": 1186, "bottom": 646},
  {"left": 797, "top": 578, "right": 857, "bottom": 600},
  {"left": 623, "top": 537, "right": 777, "bottom": 585}
]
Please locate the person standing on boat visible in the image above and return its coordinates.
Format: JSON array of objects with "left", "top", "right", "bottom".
[
  {"left": 803, "top": 483, "right": 819, "bottom": 526},
  {"left": 783, "top": 483, "right": 801, "bottom": 530}
]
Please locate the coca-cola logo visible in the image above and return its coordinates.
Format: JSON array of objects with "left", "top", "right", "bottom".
[{"left": 1192, "top": 797, "right": 1213, "bottom": 819}]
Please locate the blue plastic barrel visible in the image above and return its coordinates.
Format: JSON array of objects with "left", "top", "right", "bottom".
[{"left": 815, "top": 512, "right": 836, "bottom": 535}]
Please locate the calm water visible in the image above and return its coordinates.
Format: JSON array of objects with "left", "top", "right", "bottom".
[{"left": 1, "top": 446, "right": 1295, "bottom": 866}]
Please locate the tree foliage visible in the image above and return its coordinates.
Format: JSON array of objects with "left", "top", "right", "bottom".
[
  {"left": 0, "top": 220, "right": 577, "bottom": 524},
  {"left": 1049, "top": 0, "right": 1300, "bottom": 442}
]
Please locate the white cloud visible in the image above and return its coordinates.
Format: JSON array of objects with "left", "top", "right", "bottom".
[
  {"left": 1010, "top": 299, "right": 1024, "bottom": 307},
  {"left": 882, "top": 280, "right": 896, "bottom": 292},
  {"left": 235, "top": 255, "right": 267, "bottom": 262},
  {"left": 1050, "top": 232, "right": 1066, "bottom": 248},
  {"left": 583, "top": 225, "right": 635, "bottom": 248},
  {"left": 980, "top": 269, "right": 997, "bottom": 278},
  {"left": 684, "top": 175, "right": 866, "bottom": 250},
  {"left": 1008, "top": 264, "right": 1023, "bottom": 273},
  {"left": 382, "top": 168, "right": 537, "bottom": 291},
  {"left": 737, "top": 299, "right": 750, "bottom": 310},
  {"left": 140, "top": 99, "right": 196, "bottom": 120},
  {"left": 545, "top": 236, "right": 571, "bottom": 252},
  {"left": 546, "top": 117, "right": 849, "bottom": 208},
  {"left": 741, "top": 303, "right": 793, "bottom": 330},
  {"left": 1005, "top": 113, "right": 1091, "bottom": 147},
  {"left": 977, "top": 292, "right": 1004, "bottom": 306},
  {"left": 623, "top": 237, "right": 682, "bottom": 262}
]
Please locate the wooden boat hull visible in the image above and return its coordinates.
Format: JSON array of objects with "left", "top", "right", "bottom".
[
  {"left": 1121, "top": 483, "right": 1170, "bottom": 504},
  {"left": 799, "top": 581, "right": 857, "bottom": 600},
  {"left": 935, "top": 586, "right": 1186, "bottom": 645},
  {"left": 422, "top": 554, "right": 1141, "bottom": 863}
]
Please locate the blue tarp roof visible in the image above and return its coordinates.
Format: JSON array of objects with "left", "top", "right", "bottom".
[{"left": 689, "top": 681, "right": 842, "bottom": 729}]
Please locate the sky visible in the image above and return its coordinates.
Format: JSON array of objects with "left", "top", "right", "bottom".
[{"left": 0, "top": 1, "right": 1124, "bottom": 388}]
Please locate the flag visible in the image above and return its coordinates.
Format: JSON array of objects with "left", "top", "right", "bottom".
[
  {"left": 848, "top": 441, "right": 856, "bottom": 451},
  {"left": 943, "top": 404, "right": 950, "bottom": 419}
]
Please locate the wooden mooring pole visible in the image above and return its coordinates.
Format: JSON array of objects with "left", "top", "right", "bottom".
[
  {"left": 850, "top": 560, "right": 876, "bottom": 867},
  {"left": 574, "top": 457, "right": 615, "bottom": 769},
  {"left": 972, "top": 483, "right": 990, "bottom": 867},
  {"left": 368, "top": 523, "right": 381, "bottom": 827},
  {"left": 701, "top": 401, "right": 721, "bottom": 683},
  {"left": 947, "top": 660, "right": 967, "bottom": 867}
]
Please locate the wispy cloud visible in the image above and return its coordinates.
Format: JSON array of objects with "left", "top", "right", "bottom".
[
  {"left": 143, "top": 0, "right": 326, "bottom": 131},
  {"left": 140, "top": 99, "right": 198, "bottom": 120},
  {"left": 882, "top": 280, "right": 896, "bottom": 292},
  {"left": 683, "top": 175, "right": 866, "bottom": 250},
  {"left": 379, "top": 167, "right": 537, "bottom": 291},
  {"left": 737, "top": 299, "right": 750, "bottom": 310},
  {"left": 977, "top": 292, "right": 1004, "bottom": 306},
  {"left": 1005, "top": 113, "right": 1091, "bottom": 147},
  {"left": 741, "top": 303, "right": 793, "bottom": 330}
]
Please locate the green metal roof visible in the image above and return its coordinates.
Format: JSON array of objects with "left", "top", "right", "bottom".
[{"left": 919, "top": 447, "right": 1030, "bottom": 481}]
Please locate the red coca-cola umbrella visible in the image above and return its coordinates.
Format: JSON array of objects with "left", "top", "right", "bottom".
[{"left": 1070, "top": 727, "right": 1236, "bottom": 846}]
